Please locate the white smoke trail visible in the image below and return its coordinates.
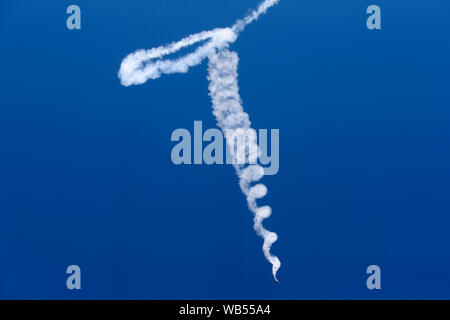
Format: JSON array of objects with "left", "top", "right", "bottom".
[
  {"left": 208, "top": 50, "right": 280, "bottom": 281},
  {"left": 119, "top": 27, "right": 237, "bottom": 86},
  {"left": 118, "top": 0, "right": 281, "bottom": 282},
  {"left": 232, "top": 0, "right": 280, "bottom": 33},
  {"left": 119, "top": 0, "right": 280, "bottom": 86}
]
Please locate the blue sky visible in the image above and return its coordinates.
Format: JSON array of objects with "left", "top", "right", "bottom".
[{"left": 1, "top": 0, "right": 450, "bottom": 299}]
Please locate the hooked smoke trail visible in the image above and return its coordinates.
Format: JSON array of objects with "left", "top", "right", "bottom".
[
  {"left": 119, "top": 0, "right": 280, "bottom": 86},
  {"left": 118, "top": 0, "right": 281, "bottom": 282}
]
